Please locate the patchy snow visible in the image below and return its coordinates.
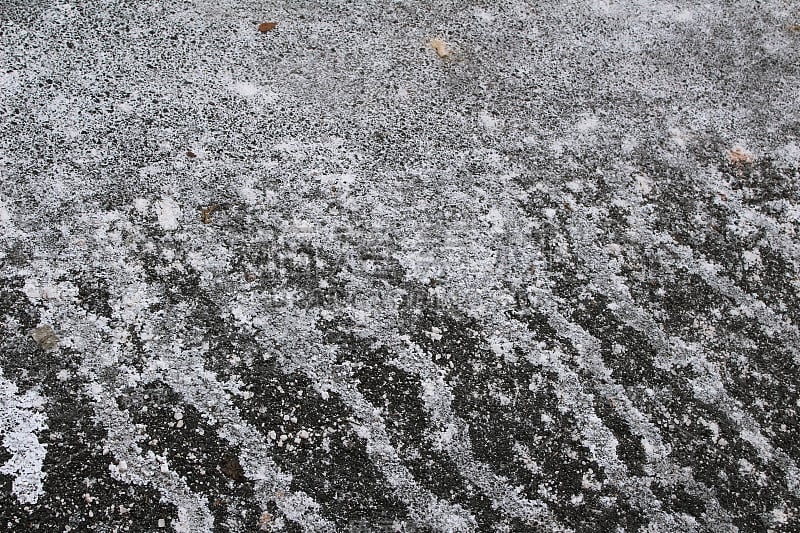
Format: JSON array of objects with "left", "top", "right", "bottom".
[
  {"left": 0, "top": 375, "right": 47, "bottom": 504},
  {"left": 155, "top": 196, "right": 181, "bottom": 231},
  {"left": 2, "top": 0, "right": 800, "bottom": 530}
]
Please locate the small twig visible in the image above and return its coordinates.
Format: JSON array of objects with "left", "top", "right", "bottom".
[{"left": 200, "top": 204, "right": 219, "bottom": 224}]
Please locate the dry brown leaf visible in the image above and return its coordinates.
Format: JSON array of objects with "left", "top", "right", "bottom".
[
  {"left": 258, "top": 22, "right": 278, "bottom": 33},
  {"left": 186, "top": 150, "right": 197, "bottom": 158},
  {"left": 429, "top": 37, "right": 451, "bottom": 58},
  {"left": 220, "top": 456, "right": 246, "bottom": 482},
  {"left": 200, "top": 204, "right": 219, "bottom": 224},
  {"left": 257, "top": 512, "right": 273, "bottom": 530},
  {"left": 728, "top": 146, "right": 754, "bottom": 165}
]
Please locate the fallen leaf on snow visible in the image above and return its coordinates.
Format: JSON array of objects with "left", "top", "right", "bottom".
[
  {"left": 220, "top": 456, "right": 246, "bottom": 482},
  {"left": 429, "top": 37, "right": 452, "bottom": 58},
  {"left": 258, "top": 22, "right": 278, "bottom": 33},
  {"left": 200, "top": 204, "right": 219, "bottom": 224},
  {"left": 728, "top": 146, "right": 754, "bottom": 165},
  {"left": 257, "top": 512, "right": 273, "bottom": 530}
]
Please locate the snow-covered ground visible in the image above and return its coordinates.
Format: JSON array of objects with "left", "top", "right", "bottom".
[{"left": 1, "top": 0, "right": 800, "bottom": 531}]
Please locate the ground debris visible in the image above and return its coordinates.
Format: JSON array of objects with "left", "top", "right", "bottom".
[
  {"left": 257, "top": 511, "right": 273, "bottom": 530},
  {"left": 428, "top": 37, "right": 452, "bottom": 58},
  {"left": 728, "top": 146, "right": 754, "bottom": 166},
  {"left": 31, "top": 325, "right": 59, "bottom": 351},
  {"left": 220, "top": 456, "right": 246, "bottom": 482},
  {"left": 200, "top": 204, "right": 219, "bottom": 224},
  {"left": 258, "top": 22, "right": 278, "bottom": 33}
]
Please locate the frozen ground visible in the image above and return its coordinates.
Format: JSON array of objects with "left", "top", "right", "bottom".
[{"left": 1, "top": 0, "right": 800, "bottom": 531}]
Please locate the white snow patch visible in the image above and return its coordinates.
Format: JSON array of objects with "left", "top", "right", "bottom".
[
  {"left": 239, "top": 187, "right": 261, "bottom": 205},
  {"left": 478, "top": 110, "right": 501, "bottom": 133},
  {"left": 155, "top": 196, "right": 181, "bottom": 231},
  {"left": 116, "top": 283, "right": 159, "bottom": 323},
  {"left": 576, "top": 115, "right": 600, "bottom": 133},
  {"left": 481, "top": 208, "right": 505, "bottom": 233},
  {"left": 0, "top": 375, "right": 47, "bottom": 504},
  {"left": 472, "top": 7, "right": 495, "bottom": 22},
  {"left": 740, "top": 428, "right": 773, "bottom": 461},
  {"left": 769, "top": 506, "right": 790, "bottom": 525},
  {"left": 674, "top": 9, "right": 694, "bottom": 23},
  {"left": 0, "top": 71, "right": 20, "bottom": 92},
  {"left": 488, "top": 336, "right": 514, "bottom": 361},
  {"left": 231, "top": 81, "right": 260, "bottom": 98},
  {"left": 435, "top": 423, "right": 458, "bottom": 449},
  {"left": 634, "top": 174, "right": 653, "bottom": 196},
  {"left": 774, "top": 142, "right": 800, "bottom": 168},
  {"left": 668, "top": 127, "right": 688, "bottom": 148},
  {"left": 133, "top": 198, "right": 150, "bottom": 213},
  {"left": 742, "top": 249, "right": 761, "bottom": 270}
]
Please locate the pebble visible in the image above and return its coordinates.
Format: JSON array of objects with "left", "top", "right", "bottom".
[{"left": 31, "top": 324, "right": 59, "bottom": 350}]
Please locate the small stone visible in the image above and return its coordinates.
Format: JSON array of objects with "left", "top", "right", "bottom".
[
  {"left": 297, "top": 430, "right": 310, "bottom": 439},
  {"left": 268, "top": 430, "right": 277, "bottom": 440},
  {"left": 118, "top": 460, "right": 128, "bottom": 473},
  {"left": 174, "top": 411, "right": 183, "bottom": 421},
  {"left": 158, "top": 518, "right": 166, "bottom": 528},
  {"left": 31, "top": 325, "right": 59, "bottom": 350},
  {"left": 176, "top": 420, "right": 184, "bottom": 428}
]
